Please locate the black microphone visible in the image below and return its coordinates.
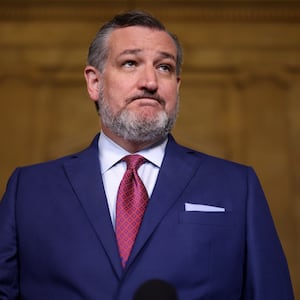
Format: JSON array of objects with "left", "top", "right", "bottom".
[{"left": 133, "top": 279, "right": 178, "bottom": 300}]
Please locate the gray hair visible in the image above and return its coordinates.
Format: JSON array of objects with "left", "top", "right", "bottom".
[{"left": 87, "top": 10, "right": 183, "bottom": 75}]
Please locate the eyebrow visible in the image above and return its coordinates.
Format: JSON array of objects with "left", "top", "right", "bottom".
[{"left": 117, "top": 49, "right": 176, "bottom": 62}]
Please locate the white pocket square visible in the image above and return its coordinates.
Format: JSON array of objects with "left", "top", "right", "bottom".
[{"left": 185, "top": 203, "right": 225, "bottom": 212}]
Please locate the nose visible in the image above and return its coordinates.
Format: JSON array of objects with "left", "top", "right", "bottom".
[{"left": 138, "top": 65, "right": 158, "bottom": 93}]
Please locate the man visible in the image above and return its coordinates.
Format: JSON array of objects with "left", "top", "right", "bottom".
[{"left": 0, "top": 10, "right": 294, "bottom": 300}]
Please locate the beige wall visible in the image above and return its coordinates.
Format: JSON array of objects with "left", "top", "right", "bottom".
[{"left": 0, "top": 0, "right": 299, "bottom": 297}]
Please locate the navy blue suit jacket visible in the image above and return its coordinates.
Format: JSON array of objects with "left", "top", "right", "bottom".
[{"left": 0, "top": 134, "right": 294, "bottom": 299}]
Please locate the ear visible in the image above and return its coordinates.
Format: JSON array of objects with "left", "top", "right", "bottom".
[
  {"left": 84, "top": 65, "right": 101, "bottom": 101},
  {"left": 176, "top": 76, "right": 181, "bottom": 92}
]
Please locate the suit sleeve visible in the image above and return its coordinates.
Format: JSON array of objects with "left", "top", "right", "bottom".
[
  {"left": 243, "top": 167, "right": 294, "bottom": 299},
  {"left": 0, "top": 169, "right": 21, "bottom": 300}
]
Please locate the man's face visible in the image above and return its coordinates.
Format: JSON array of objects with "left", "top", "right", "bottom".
[{"left": 89, "top": 26, "right": 181, "bottom": 144}]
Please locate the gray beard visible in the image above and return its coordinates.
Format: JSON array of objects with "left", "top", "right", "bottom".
[{"left": 98, "top": 91, "right": 178, "bottom": 144}]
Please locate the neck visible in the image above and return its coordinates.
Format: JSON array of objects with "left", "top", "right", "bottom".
[{"left": 102, "top": 128, "right": 166, "bottom": 153}]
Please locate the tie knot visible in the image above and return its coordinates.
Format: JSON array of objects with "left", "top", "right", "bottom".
[{"left": 123, "top": 154, "right": 146, "bottom": 170}]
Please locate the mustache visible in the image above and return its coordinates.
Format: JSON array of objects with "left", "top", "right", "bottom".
[{"left": 126, "top": 92, "right": 166, "bottom": 105}]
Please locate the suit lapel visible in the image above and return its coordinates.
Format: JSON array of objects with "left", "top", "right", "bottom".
[
  {"left": 127, "top": 136, "right": 203, "bottom": 268},
  {"left": 62, "top": 135, "right": 204, "bottom": 275},
  {"left": 63, "top": 135, "right": 123, "bottom": 278}
]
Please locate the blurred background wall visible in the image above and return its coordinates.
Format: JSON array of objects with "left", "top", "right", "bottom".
[{"left": 0, "top": 0, "right": 299, "bottom": 297}]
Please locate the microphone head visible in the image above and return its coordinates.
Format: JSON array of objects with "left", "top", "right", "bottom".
[{"left": 133, "top": 279, "right": 178, "bottom": 300}]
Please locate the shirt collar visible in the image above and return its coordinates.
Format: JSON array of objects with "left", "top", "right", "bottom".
[{"left": 98, "top": 131, "right": 168, "bottom": 174}]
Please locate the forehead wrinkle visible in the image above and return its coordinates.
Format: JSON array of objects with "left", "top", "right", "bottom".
[
  {"left": 117, "top": 48, "right": 142, "bottom": 57},
  {"left": 117, "top": 48, "right": 176, "bottom": 63}
]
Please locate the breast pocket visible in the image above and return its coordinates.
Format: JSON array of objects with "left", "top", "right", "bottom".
[{"left": 179, "top": 211, "right": 233, "bottom": 226}]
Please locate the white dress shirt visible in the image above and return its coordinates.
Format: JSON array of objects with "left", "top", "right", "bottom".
[{"left": 98, "top": 132, "right": 167, "bottom": 228}]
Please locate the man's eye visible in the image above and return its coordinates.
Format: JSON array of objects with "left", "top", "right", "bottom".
[
  {"left": 158, "top": 64, "right": 173, "bottom": 72},
  {"left": 122, "top": 60, "right": 136, "bottom": 68}
]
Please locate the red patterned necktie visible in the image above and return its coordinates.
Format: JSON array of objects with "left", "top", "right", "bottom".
[{"left": 115, "top": 154, "right": 149, "bottom": 268}]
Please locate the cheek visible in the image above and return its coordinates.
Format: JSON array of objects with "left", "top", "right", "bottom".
[
  {"left": 102, "top": 81, "right": 124, "bottom": 107},
  {"left": 104, "top": 75, "right": 133, "bottom": 101},
  {"left": 163, "top": 85, "right": 179, "bottom": 111}
]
